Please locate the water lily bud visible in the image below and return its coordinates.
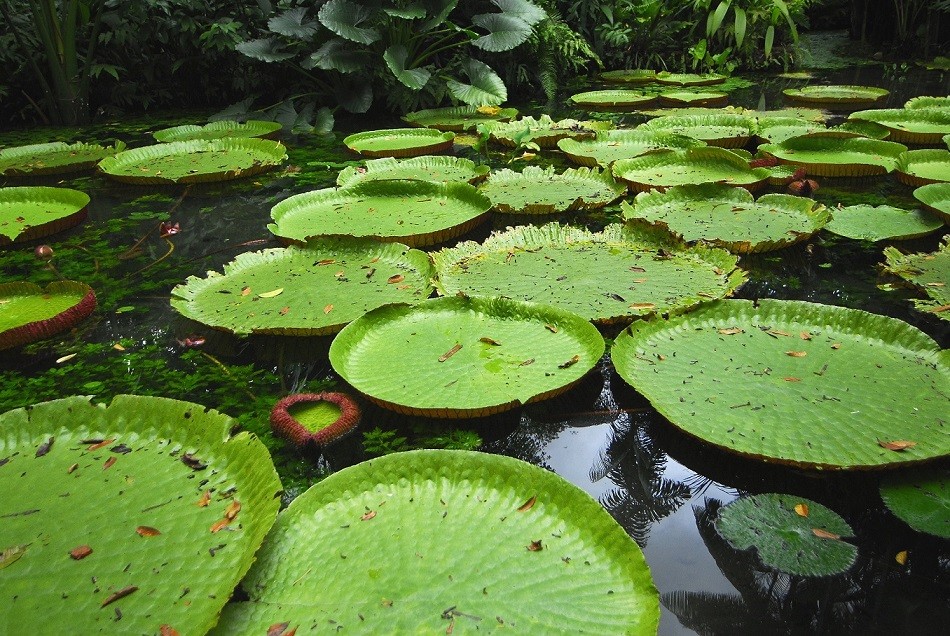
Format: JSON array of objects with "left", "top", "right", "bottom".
[{"left": 34, "top": 245, "right": 54, "bottom": 261}]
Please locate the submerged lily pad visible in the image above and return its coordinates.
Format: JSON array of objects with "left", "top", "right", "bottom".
[
  {"left": 0, "top": 186, "right": 89, "bottom": 245},
  {"left": 269, "top": 180, "right": 491, "bottom": 247},
  {"left": 848, "top": 108, "right": 950, "bottom": 145},
  {"left": 153, "top": 120, "right": 282, "bottom": 142},
  {"left": 477, "top": 165, "right": 625, "bottom": 214},
  {"left": 401, "top": 105, "right": 518, "bottom": 131},
  {"left": 758, "top": 134, "right": 908, "bottom": 177},
  {"left": 335, "top": 156, "right": 489, "bottom": 187},
  {"left": 343, "top": 128, "right": 455, "bottom": 157},
  {"left": 914, "top": 182, "right": 950, "bottom": 222},
  {"left": 880, "top": 469, "right": 950, "bottom": 539},
  {"left": 432, "top": 223, "right": 746, "bottom": 324},
  {"left": 715, "top": 494, "right": 857, "bottom": 577},
  {"left": 600, "top": 69, "right": 657, "bottom": 84},
  {"left": 783, "top": 85, "right": 889, "bottom": 108},
  {"left": 171, "top": 238, "right": 435, "bottom": 336},
  {"left": 611, "top": 299, "right": 949, "bottom": 469},
  {"left": 211, "top": 450, "right": 659, "bottom": 635},
  {"left": 97, "top": 138, "right": 287, "bottom": 184},
  {"left": 883, "top": 238, "right": 950, "bottom": 319},
  {"left": 894, "top": 149, "right": 950, "bottom": 186},
  {"left": 612, "top": 147, "right": 770, "bottom": 193},
  {"left": 0, "top": 281, "right": 96, "bottom": 350},
  {"left": 623, "top": 184, "right": 830, "bottom": 253},
  {"left": 489, "top": 115, "right": 613, "bottom": 148},
  {"left": 824, "top": 204, "right": 944, "bottom": 241},
  {"left": 654, "top": 72, "right": 726, "bottom": 87},
  {"left": 569, "top": 90, "right": 657, "bottom": 112},
  {"left": 329, "top": 296, "right": 605, "bottom": 417},
  {"left": 0, "top": 395, "right": 281, "bottom": 634},
  {"left": 658, "top": 91, "right": 728, "bottom": 108},
  {"left": 640, "top": 113, "right": 756, "bottom": 148},
  {"left": 0, "top": 141, "right": 125, "bottom": 177},
  {"left": 557, "top": 129, "right": 705, "bottom": 167}
]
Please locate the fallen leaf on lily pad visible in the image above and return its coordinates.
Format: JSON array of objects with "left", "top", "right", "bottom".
[
  {"left": 517, "top": 496, "right": 537, "bottom": 512},
  {"left": 0, "top": 544, "right": 29, "bottom": 569},
  {"left": 795, "top": 503, "right": 809, "bottom": 517},
  {"left": 878, "top": 439, "right": 917, "bottom": 451},
  {"left": 811, "top": 528, "right": 841, "bottom": 540},
  {"left": 259, "top": 288, "right": 284, "bottom": 298},
  {"left": 136, "top": 526, "right": 161, "bottom": 537}
]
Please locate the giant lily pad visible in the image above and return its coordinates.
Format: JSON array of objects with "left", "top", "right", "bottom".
[
  {"left": 211, "top": 450, "right": 659, "bottom": 635},
  {"left": 622, "top": 184, "right": 830, "bottom": 253},
  {"left": 0, "top": 141, "right": 125, "bottom": 177},
  {"left": 335, "top": 155, "right": 489, "bottom": 187},
  {"left": 612, "top": 147, "right": 770, "bottom": 193},
  {"left": 569, "top": 90, "right": 657, "bottom": 112},
  {"left": 758, "top": 134, "right": 908, "bottom": 177},
  {"left": 402, "top": 105, "right": 519, "bottom": 131},
  {"left": 848, "top": 108, "right": 950, "bottom": 145},
  {"left": 171, "top": 238, "right": 435, "bottom": 336},
  {"left": 329, "top": 296, "right": 605, "bottom": 417},
  {"left": 0, "top": 281, "right": 96, "bottom": 350},
  {"left": 432, "top": 223, "right": 746, "bottom": 324},
  {"left": 343, "top": 128, "right": 455, "bottom": 157},
  {"left": 640, "top": 113, "right": 756, "bottom": 148},
  {"left": 905, "top": 96, "right": 950, "bottom": 110},
  {"left": 152, "top": 120, "right": 282, "bottom": 143},
  {"left": 600, "top": 69, "right": 657, "bottom": 84},
  {"left": 611, "top": 299, "right": 949, "bottom": 469},
  {"left": 488, "top": 115, "right": 613, "bottom": 148},
  {"left": 824, "top": 204, "right": 944, "bottom": 241},
  {"left": 715, "top": 493, "right": 857, "bottom": 577},
  {"left": 658, "top": 91, "right": 728, "bottom": 108},
  {"left": 477, "top": 165, "right": 625, "bottom": 214},
  {"left": 754, "top": 116, "right": 826, "bottom": 144},
  {"left": 0, "top": 186, "right": 89, "bottom": 245},
  {"left": 269, "top": 180, "right": 491, "bottom": 247},
  {"left": 654, "top": 72, "right": 726, "bottom": 87},
  {"left": 894, "top": 149, "right": 950, "bottom": 187},
  {"left": 97, "top": 138, "right": 287, "bottom": 184},
  {"left": 883, "top": 238, "right": 950, "bottom": 319},
  {"left": 913, "top": 182, "right": 950, "bottom": 222},
  {"left": 557, "top": 129, "right": 705, "bottom": 167},
  {"left": 0, "top": 395, "right": 281, "bottom": 634},
  {"left": 880, "top": 469, "right": 950, "bottom": 539},
  {"left": 783, "top": 85, "right": 889, "bottom": 109}
]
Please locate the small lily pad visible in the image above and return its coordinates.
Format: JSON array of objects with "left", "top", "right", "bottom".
[
  {"left": 880, "top": 469, "right": 950, "bottom": 539},
  {"left": 654, "top": 72, "right": 726, "bottom": 87},
  {"left": 477, "top": 165, "right": 625, "bottom": 214},
  {"left": 715, "top": 493, "right": 857, "bottom": 577},
  {"left": 640, "top": 113, "right": 756, "bottom": 148},
  {"left": 848, "top": 108, "right": 950, "bottom": 145},
  {"left": 569, "top": 90, "right": 658, "bottom": 112},
  {"left": 153, "top": 120, "right": 282, "bottom": 143},
  {"left": 335, "top": 156, "right": 489, "bottom": 187},
  {"left": 557, "top": 129, "right": 705, "bottom": 167},
  {"left": 600, "top": 69, "right": 657, "bottom": 84},
  {"left": 488, "top": 115, "right": 613, "bottom": 148},
  {"left": 783, "top": 85, "right": 889, "bottom": 109},
  {"left": 343, "top": 128, "right": 455, "bottom": 157},
  {"left": 758, "top": 133, "right": 908, "bottom": 177},
  {"left": 658, "top": 91, "right": 728, "bottom": 108},
  {"left": 612, "top": 147, "right": 770, "bottom": 193},
  {"left": 913, "top": 182, "right": 950, "bottom": 222},
  {"left": 0, "top": 186, "right": 89, "bottom": 245},
  {"left": 0, "top": 281, "right": 96, "bottom": 351},
  {"left": 894, "top": 149, "right": 950, "bottom": 187},
  {"left": 883, "top": 238, "right": 950, "bottom": 320},
  {"left": 401, "top": 105, "right": 519, "bottom": 131},
  {"left": 0, "top": 141, "right": 125, "bottom": 177},
  {"left": 824, "top": 204, "right": 944, "bottom": 241}
]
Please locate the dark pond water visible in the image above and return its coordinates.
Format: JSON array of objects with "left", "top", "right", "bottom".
[{"left": 1, "top": 58, "right": 948, "bottom": 634}]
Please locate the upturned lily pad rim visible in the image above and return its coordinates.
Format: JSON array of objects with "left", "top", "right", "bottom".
[
  {"left": 600, "top": 68, "right": 658, "bottom": 84},
  {"left": 640, "top": 113, "right": 756, "bottom": 148},
  {"left": 477, "top": 165, "right": 626, "bottom": 214},
  {"left": 0, "top": 140, "right": 126, "bottom": 177},
  {"left": 335, "top": 155, "right": 490, "bottom": 188},
  {"left": 611, "top": 147, "right": 771, "bottom": 193},
  {"left": 569, "top": 90, "right": 658, "bottom": 111},
  {"left": 342, "top": 128, "right": 455, "bottom": 158},
  {"left": 894, "top": 149, "right": 950, "bottom": 187},
  {"left": 654, "top": 72, "right": 727, "bottom": 86},
  {"left": 658, "top": 91, "right": 729, "bottom": 107},
  {"left": 848, "top": 108, "right": 950, "bottom": 145},
  {"left": 783, "top": 85, "right": 890, "bottom": 105},
  {"left": 557, "top": 130, "right": 706, "bottom": 167},
  {"left": 823, "top": 204, "right": 944, "bottom": 241},
  {"left": 488, "top": 115, "right": 613, "bottom": 148},
  {"left": 758, "top": 134, "right": 908, "bottom": 177},
  {"left": 269, "top": 391, "right": 362, "bottom": 449},
  {"left": 913, "top": 182, "right": 950, "bottom": 222},
  {"left": 152, "top": 119, "right": 283, "bottom": 142},
  {"left": 0, "top": 185, "right": 90, "bottom": 245},
  {"left": 401, "top": 105, "right": 519, "bottom": 131},
  {"left": 0, "top": 280, "right": 96, "bottom": 350}
]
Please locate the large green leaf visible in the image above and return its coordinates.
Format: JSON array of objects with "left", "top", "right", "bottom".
[
  {"left": 152, "top": 120, "right": 282, "bottom": 143},
  {"left": 383, "top": 45, "right": 431, "bottom": 90},
  {"left": 622, "top": 184, "right": 830, "bottom": 253},
  {"left": 402, "top": 105, "right": 518, "bottom": 131},
  {"left": 754, "top": 115, "right": 825, "bottom": 144},
  {"left": 336, "top": 156, "right": 489, "bottom": 188},
  {"left": 267, "top": 7, "right": 318, "bottom": 38},
  {"left": 894, "top": 149, "right": 950, "bottom": 186},
  {"left": 447, "top": 58, "right": 508, "bottom": 106},
  {"left": 472, "top": 13, "right": 533, "bottom": 52},
  {"left": 171, "top": 238, "right": 435, "bottom": 336},
  {"left": 600, "top": 69, "right": 657, "bottom": 84},
  {"left": 432, "top": 223, "right": 746, "bottom": 324},
  {"left": 824, "top": 204, "right": 944, "bottom": 241},
  {"left": 758, "top": 133, "right": 907, "bottom": 177},
  {"left": 570, "top": 90, "right": 658, "bottom": 112},
  {"left": 0, "top": 141, "right": 125, "bottom": 177},
  {"left": 905, "top": 96, "right": 950, "bottom": 110},
  {"left": 492, "top": 0, "right": 546, "bottom": 24},
  {"left": 715, "top": 494, "right": 857, "bottom": 577},
  {"left": 914, "top": 182, "right": 950, "bottom": 223},
  {"left": 329, "top": 296, "right": 605, "bottom": 417},
  {"left": 488, "top": 115, "right": 613, "bottom": 148},
  {"left": 611, "top": 299, "right": 949, "bottom": 469},
  {"left": 97, "top": 139, "right": 287, "bottom": 184},
  {"left": 557, "top": 129, "right": 705, "bottom": 167},
  {"left": 477, "top": 165, "right": 625, "bottom": 214},
  {"left": 783, "top": 85, "right": 889, "bottom": 108},
  {"left": 0, "top": 281, "right": 95, "bottom": 351},
  {"left": 317, "top": 0, "right": 380, "bottom": 44},
  {"left": 304, "top": 38, "right": 366, "bottom": 73},
  {"left": 640, "top": 113, "right": 756, "bottom": 148},
  {"left": 211, "top": 450, "right": 659, "bottom": 635},
  {"left": 235, "top": 37, "right": 295, "bottom": 62},
  {"left": 611, "top": 147, "right": 770, "bottom": 193},
  {"left": 883, "top": 238, "right": 950, "bottom": 320},
  {"left": 0, "top": 395, "right": 281, "bottom": 634},
  {"left": 269, "top": 180, "right": 491, "bottom": 247},
  {"left": 848, "top": 108, "right": 950, "bottom": 145},
  {"left": 0, "top": 186, "right": 89, "bottom": 244},
  {"left": 658, "top": 91, "right": 728, "bottom": 108},
  {"left": 880, "top": 469, "right": 950, "bottom": 539},
  {"left": 343, "top": 128, "right": 454, "bottom": 158}
]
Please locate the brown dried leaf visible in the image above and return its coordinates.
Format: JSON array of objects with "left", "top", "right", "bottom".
[
  {"left": 136, "top": 526, "right": 161, "bottom": 537},
  {"left": 767, "top": 329, "right": 792, "bottom": 337},
  {"left": 267, "top": 623, "right": 293, "bottom": 636},
  {"left": 317, "top": 259, "right": 335, "bottom": 266},
  {"left": 526, "top": 540, "right": 543, "bottom": 552},
  {"left": 0, "top": 544, "right": 29, "bottom": 569},
  {"left": 361, "top": 510, "right": 377, "bottom": 521},
  {"left": 799, "top": 332, "right": 812, "bottom": 341},
  {"left": 67, "top": 463, "right": 78, "bottom": 474},
  {"left": 558, "top": 355, "right": 580, "bottom": 369},
  {"left": 279, "top": 306, "right": 290, "bottom": 315},
  {"left": 100, "top": 585, "right": 138, "bottom": 607},
  {"left": 113, "top": 343, "right": 126, "bottom": 351},
  {"left": 811, "top": 528, "right": 841, "bottom": 540},
  {"left": 86, "top": 438, "right": 115, "bottom": 451},
  {"left": 197, "top": 491, "right": 211, "bottom": 507},
  {"left": 35, "top": 437, "right": 55, "bottom": 458},
  {"left": 387, "top": 274, "right": 405, "bottom": 284},
  {"left": 929, "top": 304, "right": 950, "bottom": 313},
  {"left": 323, "top": 304, "right": 333, "bottom": 314},
  {"left": 517, "top": 496, "right": 537, "bottom": 512},
  {"left": 785, "top": 351, "right": 807, "bottom": 357},
  {"left": 794, "top": 503, "right": 809, "bottom": 517},
  {"left": 895, "top": 550, "right": 908, "bottom": 565},
  {"left": 629, "top": 302, "right": 656, "bottom": 311},
  {"left": 519, "top": 358, "right": 535, "bottom": 366},
  {"left": 544, "top": 324, "right": 558, "bottom": 333},
  {"left": 210, "top": 518, "right": 230, "bottom": 533},
  {"left": 159, "top": 625, "right": 180, "bottom": 636},
  {"left": 877, "top": 439, "right": 917, "bottom": 451},
  {"left": 225, "top": 500, "right": 241, "bottom": 521},
  {"left": 784, "top": 377, "right": 801, "bottom": 382},
  {"left": 103, "top": 456, "right": 117, "bottom": 470},
  {"left": 240, "top": 286, "right": 251, "bottom": 297},
  {"left": 69, "top": 545, "right": 92, "bottom": 560},
  {"left": 439, "top": 343, "right": 462, "bottom": 362},
  {"left": 830, "top": 343, "right": 841, "bottom": 349},
  {"left": 479, "top": 337, "right": 501, "bottom": 346},
  {"left": 718, "top": 327, "right": 743, "bottom": 335}
]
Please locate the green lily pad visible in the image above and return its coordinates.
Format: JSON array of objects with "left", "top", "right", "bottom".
[
  {"left": 171, "top": 238, "right": 435, "bottom": 336},
  {"left": 269, "top": 180, "right": 491, "bottom": 247},
  {"left": 880, "top": 469, "right": 950, "bottom": 539},
  {"left": 335, "top": 156, "right": 489, "bottom": 188},
  {"left": 569, "top": 90, "right": 658, "bottom": 112},
  {"left": 754, "top": 116, "right": 826, "bottom": 144},
  {"left": 402, "top": 105, "right": 519, "bottom": 131},
  {"left": 0, "top": 141, "right": 126, "bottom": 177},
  {"left": 600, "top": 69, "right": 657, "bottom": 84},
  {"left": 477, "top": 165, "right": 626, "bottom": 214},
  {"left": 905, "top": 96, "right": 950, "bottom": 110},
  {"left": 758, "top": 134, "right": 908, "bottom": 177},
  {"left": 0, "top": 281, "right": 96, "bottom": 351},
  {"left": 894, "top": 149, "right": 950, "bottom": 187},
  {"left": 0, "top": 186, "right": 89, "bottom": 245},
  {"left": 715, "top": 494, "right": 857, "bottom": 577},
  {"left": 658, "top": 91, "right": 728, "bottom": 108},
  {"left": 0, "top": 395, "right": 281, "bottom": 634},
  {"left": 824, "top": 204, "right": 944, "bottom": 241},
  {"left": 913, "top": 182, "right": 950, "bottom": 222},
  {"left": 611, "top": 147, "right": 770, "bottom": 193},
  {"left": 488, "top": 115, "right": 613, "bottom": 149},
  {"left": 640, "top": 113, "right": 756, "bottom": 148},
  {"left": 211, "top": 450, "right": 659, "bottom": 635},
  {"left": 783, "top": 85, "right": 889, "bottom": 109},
  {"left": 848, "top": 108, "right": 950, "bottom": 145},
  {"left": 152, "top": 120, "right": 283, "bottom": 143},
  {"left": 883, "top": 238, "right": 950, "bottom": 319},
  {"left": 97, "top": 138, "right": 287, "bottom": 184},
  {"left": 343, "top": 128, "right": 455, "bottom": 158},
  {"left": 329, "top": 296, "right": 605, "bottom": 417},
  {"left": 611, "top": 299, "right": 949, "bottom": 469},
  {"left": 432, "top": 223, "right": 746, "bottom": 324},
  {"left": 623, "top": 184, "right": 830, "bottom": 253},
  {"left": 654, "top": 72, "right": 726, "bottom": 87},
  {"left": 835, "top": 119, "right": 892, "bottom": 140},
  {"left": 557, "top": 129, "right": 705, "bottom": 167}
]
